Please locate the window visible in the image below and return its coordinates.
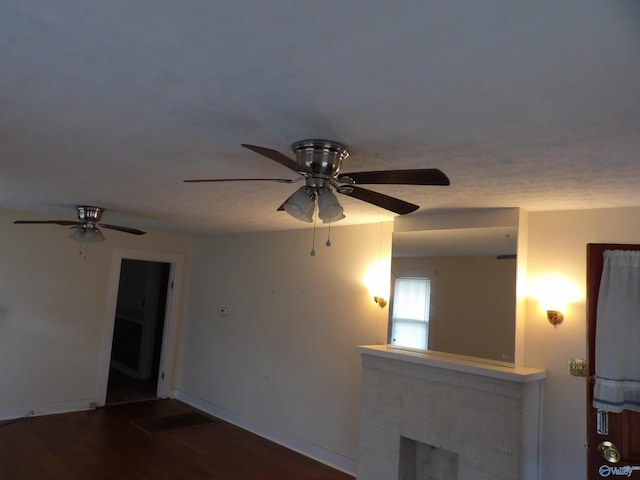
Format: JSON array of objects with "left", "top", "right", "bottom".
[{"left": 389, "top": 276, "right": 431, "bottom": 350}]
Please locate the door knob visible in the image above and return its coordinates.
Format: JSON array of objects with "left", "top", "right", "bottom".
[{"left": 598, "top": 441, "right": 621, "bottom": 463}]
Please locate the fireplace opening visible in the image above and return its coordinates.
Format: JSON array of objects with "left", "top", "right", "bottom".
[{"left": 399, "top": 437, "right": 458, "bottom": 480}]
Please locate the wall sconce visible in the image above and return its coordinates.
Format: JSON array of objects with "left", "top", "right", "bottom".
[
  {"left": 373, "top": 296, "right": 387, "bottom": 308},
  {"left": 546, "top": 310, "right": 564, "bottom": 327},
  {"left": 529, "top": 274, "right": 583, "bottom": 329},
  {"left": 364, "top": 259, "right": 390, "bottom": 310}
]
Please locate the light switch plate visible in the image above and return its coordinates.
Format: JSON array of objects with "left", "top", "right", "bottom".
[{"left": 569, "top": 358, "right": 587, "bottom": 377}]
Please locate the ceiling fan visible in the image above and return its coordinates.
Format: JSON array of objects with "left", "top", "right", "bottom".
[
  {"left": 185, "top": 139, "right": 450, "bottom": 223},
  {"left": 14, "top": 206, "right": 146, "bottom": 243}
]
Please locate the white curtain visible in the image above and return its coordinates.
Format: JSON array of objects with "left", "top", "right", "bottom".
[{"left": 593, "top": 250, "right": 640, "bottom": 413}]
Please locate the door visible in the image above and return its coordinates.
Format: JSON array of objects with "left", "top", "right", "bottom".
[{"left": 587, "top": 243, "right": 640, "bottom": 478}]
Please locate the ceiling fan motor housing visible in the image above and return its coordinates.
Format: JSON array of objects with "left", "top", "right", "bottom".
[
  {"left": 77, "top": 205, "right": 104, "bottom": 224},
  {"left": 292, "top": 140, "right": 349, "bottom": 189}
]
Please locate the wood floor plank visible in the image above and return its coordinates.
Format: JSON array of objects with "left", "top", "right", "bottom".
[{"left": 0, "top": 399, "right": 354, "bottom": 480}]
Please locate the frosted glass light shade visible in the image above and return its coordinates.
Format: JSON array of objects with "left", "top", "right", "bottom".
[
  {"left": 318, "top": 188, "right": 344, "bottom": 223},
  {"left": 283, "top": 187, "right": 315, "bottom": 222},
  {"left": 322, "top": 212, "right": 345, "bottom": 224},
  {"left": 71, "top": 226, "right": 105, "bottom": 243}
]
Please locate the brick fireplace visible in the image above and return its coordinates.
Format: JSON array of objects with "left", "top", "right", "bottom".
[{"left": 356, "top": 346, "right": 545, "bottom": 480}]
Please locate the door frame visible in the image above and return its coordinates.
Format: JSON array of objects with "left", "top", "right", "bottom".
[{"left": 95, "top": 248, "right": 185, "bottom": 406}]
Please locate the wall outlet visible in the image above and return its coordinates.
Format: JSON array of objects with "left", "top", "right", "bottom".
[{"left": 568, "top": 358, "right": 587, "bottom": 377}]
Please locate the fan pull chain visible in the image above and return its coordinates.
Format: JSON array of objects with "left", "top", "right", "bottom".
[
  {"left": 78, "top": 241, "right": 88, "bottom": 260},
  {"left": 310, "top": 215, "right": 317, "bottom": 256},
  {"left": 326, "top": 222, "right": 332, "bottom": 247}
]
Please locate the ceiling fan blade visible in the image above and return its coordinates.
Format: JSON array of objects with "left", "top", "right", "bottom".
[
  {"left": 14, "top": 220, "right": 82, "bottom": 226},
  {"left": 184, "top": 178, "right": 297, "bottom": 184},
  {"left": 337, "top": 168, "right": 450, "bottom": 186},
  {"left": 99, "top": 224, "right": 147, "bottom": 235},
  {"left": 338, "top": 186, "right": 419, "bottom": 215},
  {"left": 241, "top": 144, "right": 312, "bottom": 175}
]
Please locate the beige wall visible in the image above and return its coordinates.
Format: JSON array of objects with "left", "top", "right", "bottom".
[
  {"left": 0, "top": 208, "right": 191, "bottom": 416},
  {"left": 177, "top": 222, "right": 392, "bottom": 471},
  {"left": 525, "top": 207, "right": 640, "bottom": 479}
]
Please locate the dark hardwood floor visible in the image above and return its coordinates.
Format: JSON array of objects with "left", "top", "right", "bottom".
[{"left": 0, "top": 399, "right": 355, "bottom": 479}]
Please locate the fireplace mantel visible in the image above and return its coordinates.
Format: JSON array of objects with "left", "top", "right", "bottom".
[
  {"left": 357, "top": 345, "right": 546, "bottom": 480},
  {"left": 357, "top": 345, "right": 545, "bottom": 383}
]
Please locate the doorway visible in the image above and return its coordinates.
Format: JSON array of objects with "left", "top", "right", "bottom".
[
  {"left": 106, "top": 259, "right": 170, "bottom": 404},
  {"left": 587, "top": 243, "right": 640, "bottom": 478},
  {"left": 96, "top": 249, "right": 185, "bottom": 407}
]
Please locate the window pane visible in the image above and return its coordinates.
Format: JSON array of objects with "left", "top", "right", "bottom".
[
  {"left": 392, "top": 277, "right": 430, "bottom": 321},
  {"left": 392, "top": 321, "right": 428, "bottom": 350},
  {"left": 390, "top": 277, "right": 431, "bottom": 350}
]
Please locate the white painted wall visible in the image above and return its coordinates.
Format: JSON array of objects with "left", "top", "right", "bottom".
[
  {"left": 177, "top": 222, "right": 392, "bottom": 472},
  {"left": 525, "top": 207, "right": 640, "bottom": 479},
  {"left": 0, "top": 208, "right": 191, "bottom": 418}
]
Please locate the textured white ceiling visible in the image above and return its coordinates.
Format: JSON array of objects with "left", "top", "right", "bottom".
[{"left": 1, "top": 1, "right": 639, "bottom": 235}]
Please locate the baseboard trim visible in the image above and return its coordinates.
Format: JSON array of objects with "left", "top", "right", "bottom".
[
  {"left": 0, "top": 399, "right": 94, "bottom": 421},
  {"left": 173, "top": 389, "right": 356, "bottom": 476}
]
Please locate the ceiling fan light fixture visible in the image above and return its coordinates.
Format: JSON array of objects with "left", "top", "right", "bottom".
[
  {"left": 318, "top": 188, "right": 345, "bottom": 223},
  {"left": 283, "top": 187, "right": 315, "bottom": 222},
  {"left": 71, "top": 226, "right": 105, "bottom": 243}
]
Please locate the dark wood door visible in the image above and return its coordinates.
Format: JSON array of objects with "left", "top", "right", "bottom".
[{"left": 587, "top": 244, "right": 640, "bottom": 478}]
